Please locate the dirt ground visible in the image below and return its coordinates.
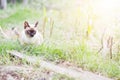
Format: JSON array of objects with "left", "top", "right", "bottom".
[{"left": 0, "top": 65, "right": 73, "bottom": 80}]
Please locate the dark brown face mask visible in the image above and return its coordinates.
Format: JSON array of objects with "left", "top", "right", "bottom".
[
  {"left": 25, "top": 29, "right": 36, "bottom": 37},
  {"left": 24, "top": 21, "right": 38, "bottom": 37}
]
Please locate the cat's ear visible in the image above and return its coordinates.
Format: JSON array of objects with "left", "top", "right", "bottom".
[
  {"left": 24, "top": 21, "right": 30, "bottom": 29},
  {"left": 34, "top": 21, "right": 38, "bottom": 27}
]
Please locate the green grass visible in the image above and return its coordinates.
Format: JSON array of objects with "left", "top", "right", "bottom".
[
  {"left": 0, "top": 1, "right": 120, "bottom": 80},
  {"left": 0, "top": 9, "right": 41, "bottom": 29},
  {"left": 0, "top": 38, "right": 119, "bottom": 79}
]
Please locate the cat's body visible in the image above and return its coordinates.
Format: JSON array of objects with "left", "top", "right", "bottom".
[
  {"left": 19, "top": 29, "right": 43, "bottom": 45},
  {"left": 14, "top": 21, "right": 43, "bottom": 45}
]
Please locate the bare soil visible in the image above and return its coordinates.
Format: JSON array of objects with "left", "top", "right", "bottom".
[{"left": 0, "top": 65, "right": 73, "bottom": 80}]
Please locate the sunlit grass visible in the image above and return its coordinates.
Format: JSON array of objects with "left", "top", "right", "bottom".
[
  {"left": 0, "top": 38, "right": 120, "bottom": 79},
  {"left": 0, "top": 9, "right": 41, "bottom": 29}
]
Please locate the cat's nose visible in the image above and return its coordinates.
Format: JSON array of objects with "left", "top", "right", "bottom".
[
  {"left": 30, "top": 34, "right": 34, "bottom": 37},
  {"left": 30, "top": 35, "right": 34, "bottom": 37}
]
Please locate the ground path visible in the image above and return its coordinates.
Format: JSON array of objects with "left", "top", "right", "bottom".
[{"left": 6, "top": 50, "right": 113, "bottom": 80}]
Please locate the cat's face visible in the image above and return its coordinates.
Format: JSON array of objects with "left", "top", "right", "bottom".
[{"left": 24, "top": 21, "right": 38, "bottom": 37}]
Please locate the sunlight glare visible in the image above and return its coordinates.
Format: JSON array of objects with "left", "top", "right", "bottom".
[{"left": 93, "top": 0, "right": 120, "bottom": 16}]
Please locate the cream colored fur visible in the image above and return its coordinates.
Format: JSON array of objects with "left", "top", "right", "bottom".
[
  {"left": 19, "top": 29, "right": 43, "bottom": 45},
  {"left": 18, "top": 22, "right": 44, "bottom": 45}
]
